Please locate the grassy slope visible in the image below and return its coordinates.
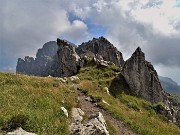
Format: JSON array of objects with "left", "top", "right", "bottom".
[
  {"left": 77, "top": 65, "right": 180, "bottom": 135},
  {"left": 0, "top": 73, "right": 77, "bottom": 135},
  {"left": 0, "top": 65, "right": 180, "bottom": 135}
]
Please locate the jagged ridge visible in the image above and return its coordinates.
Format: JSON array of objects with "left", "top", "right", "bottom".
[
  {"left": 16, "top": 37, "right": 124, "bottom": 77},
  {"left": 16, "top": 37, "right": 180, "bottom": 126}
]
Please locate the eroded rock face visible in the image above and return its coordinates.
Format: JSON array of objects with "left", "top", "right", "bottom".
[
  {"left": 120, "top": 47, "right": 180, "bottom": 124},
  {"left": 16, "top": 37, "right": 124, "bottom": 77},
  {"left": 76, "top": 36, "right": 124, "bottom": 67},
  {"left": 16, "top": 41, "right": 58, "bottom": 76},
  {"left": 50, "top": 39, "right": 80, "bottom": 77},
  {"left": 121, "top": 47, "right": 164, "bottom": 104}
]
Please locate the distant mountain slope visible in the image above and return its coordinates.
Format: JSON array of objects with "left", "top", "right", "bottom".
[{"left": 159, "top": 76, "right": 180, "bottom": 94}]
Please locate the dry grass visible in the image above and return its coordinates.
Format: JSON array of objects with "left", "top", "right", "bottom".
[
  {"left": 0, "top": 73, "right": 77, "bottom": 134},
  {"left": 78, "top": 66, "right": 180, "bottom": 135}
]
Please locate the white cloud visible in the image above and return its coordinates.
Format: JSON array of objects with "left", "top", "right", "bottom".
[
  {"left": 1, "top": 0, "right": 180, "bottom": 84},
  {"left": 0, "top": 0, "right": 90, "bottom": 71},
  {"left": 60, "top": 20, "right": 88, "bottom": 44},
  {"left": 130, "top": 0, "right": 180, "bottom": 35}
]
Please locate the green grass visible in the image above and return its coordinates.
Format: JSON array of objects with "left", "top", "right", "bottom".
[
  {"left": 1, "top": 65, "right": 180, "bottom": 135},
  {"left": 106, "top": 120, "right": 120, "bottom": 135},
  {"left": 78, "top": 66, "right": 180, "bottom": 135},
  {"left": 0, "top": 73, "right": 77, "bottom": 135}
]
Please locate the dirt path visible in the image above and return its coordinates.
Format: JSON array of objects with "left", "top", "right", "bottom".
[{"left": 73, "top": 84, "right": 137, "bottom": 135}]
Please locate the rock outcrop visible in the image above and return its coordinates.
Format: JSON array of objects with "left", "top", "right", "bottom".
[
  {"left": 16, "top": 41, "right": 58, "bottom": 76},
  {"left": 120, "top": 47, "right": 179, "bottom": 123},
  {"left": 70, "top": 108, "right": 109, "bottom": 135},
  {"left": 121, "top": 47, "right": 165, "bottom": 104},
  {"left": 76, "top": 36, "right": 124, "bottom": 67},
  {"left": 7, "top": 127, "right": 37, "bottom": 135},
  {"left": 16, "top": 37, "right": 124, "bottom": 77},
  {"left": 50, "top": 39, "right": 81, "bottom": 77}
]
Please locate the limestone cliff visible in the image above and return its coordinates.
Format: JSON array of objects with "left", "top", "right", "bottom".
[
  {"left": 50, "top": 39, "right": 80, "bottom": 77},
  {"left": 121, "top": 47, "right": 165, "bottom": 104},
  {"left": 16, "top": 41, "right": 58, "bottom": 76},
  {"left": 76, "top": 36, "right": 124, "bottom": 67},
  {"left": 16, "top": 37, "right": 124, "bottom": 77},
  {"left": 120, "top": 47, "right": 180, "bottom": 123}
]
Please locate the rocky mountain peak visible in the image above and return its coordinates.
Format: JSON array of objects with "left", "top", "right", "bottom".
[
  {"left": 17, "top": 37, "right": 125, "bottom": 77},
  {"left": 57, "top": 38, "right": 76, "bottom": 48},
  {"left": 16, "top": 41, "right": 58, "bottom": 76},
  {"left": 135, "top": 46, "right": 142, "bottom": 53},
  {"left": 131, "top": 46, "right": 145, "bottom": 61},
  {"left": 77, "top": 37, "right": 124, "bottom": 67},
  {"left": 36, "top": 41, "right": 58, "bottom": 58},
  {"left": 49, "top": 38, "right": 80, "bottom": 77},
  {"left": 121, "top": 47, "right": 164, "bottom": 104}
]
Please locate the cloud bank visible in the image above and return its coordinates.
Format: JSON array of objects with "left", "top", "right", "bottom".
[{"left": 0, "top": 0, "right": 180, "bottom": 84}]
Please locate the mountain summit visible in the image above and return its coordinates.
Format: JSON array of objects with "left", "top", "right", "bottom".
[{"left": 121, "top": 47, "right": 164, "bottom": 104}]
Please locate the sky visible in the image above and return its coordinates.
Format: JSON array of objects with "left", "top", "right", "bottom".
[{"left": 0, "top": 0, "right": 180, "bottom": 84}]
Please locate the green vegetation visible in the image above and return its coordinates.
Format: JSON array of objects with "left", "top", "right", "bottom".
[
  {"left": 106, "top": 120, "right": 119, "bottom": 135},
  {"left": 0, "top": 65, "right": 180, "bottom": 135},
  {"left": 0, "top": 73, "right": 77, "bottom": 135},
  {"left": 78, "top": 65, "right": 180, "bottom": 135}
]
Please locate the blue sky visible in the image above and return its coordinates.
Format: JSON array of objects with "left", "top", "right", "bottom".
[
  {"left": 176, "top": 0, "right": 180, "bottom": 7},
  {"left": 0, "top": 0, "right": 180, "bottom": 84}
]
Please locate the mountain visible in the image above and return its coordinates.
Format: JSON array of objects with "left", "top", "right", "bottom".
[
  {"left": 16, "top": 41, "right": 58, "bottom": 76},
  {"left": 16, "top": 36, "right": 124, "bottom": 77},
  {"left": 120, "top": 47, "right": 166, "bottom": 104},
  {"left": 1, "top": 67, "right": 180, "bottom": 135},
  {"left": 159, "top": 76, "right": 180, "bottom": 94},
  {"left": 13, "top": 37, "right": 180, "bottom": 134}
]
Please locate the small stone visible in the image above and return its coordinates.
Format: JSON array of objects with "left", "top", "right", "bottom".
[
  {"left": 59, "top": 78, "right": 66, "bottom": 83},
  {"left": 61, "top": 107, "right": 68, "bottom": 118},
  {"left": 70, "top": 76, "right": 80, "bottom": 81},
  {"left": 102, "top": 99, "right": 110, "bottom": 106},
  {"left": 103, "top": 87, "right": 110, "bottom": 95},
  {"left": 85, "top": 97, "right": 92, "bottom": 102}
]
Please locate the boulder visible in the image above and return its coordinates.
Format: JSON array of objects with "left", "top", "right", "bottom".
[
  {"left": 71, "top": 108, "right": 85, "bottom": 123},
  {"left": 82, "top": 112, "right": 109, "bottom": 135},
  {"left": 7, "top": 127, "right": 37, "bottom": 135},
  {"left": 70, "top": 108, "right": 109, "bottom": 135}
]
